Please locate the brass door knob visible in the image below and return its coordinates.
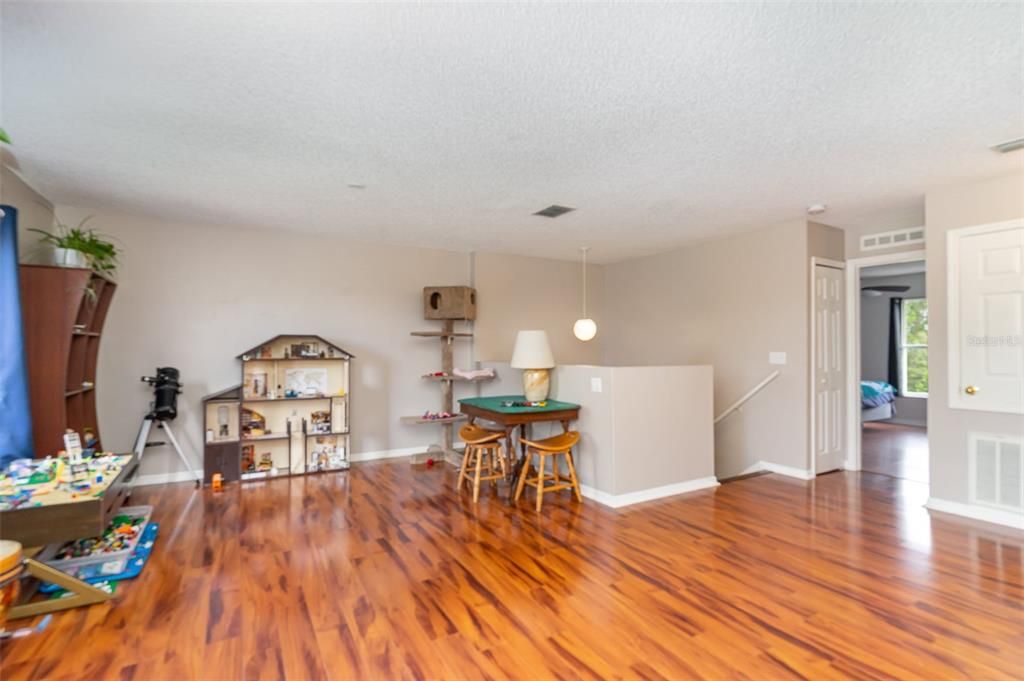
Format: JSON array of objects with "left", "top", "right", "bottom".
[{"left": 965, "top": 385, "right": 979, "bottom": 395}]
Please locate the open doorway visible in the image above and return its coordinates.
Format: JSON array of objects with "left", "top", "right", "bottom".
[{"left": 857, "top": 259, "right": 928, "bottom": 483}]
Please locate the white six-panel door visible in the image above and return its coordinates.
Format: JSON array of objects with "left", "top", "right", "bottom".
[
  {"left": 948, "top": 220, "right": 1024, "bottom": 414},
  {"left": 814, "top": 264, "right": 846, "bottom": 474}
]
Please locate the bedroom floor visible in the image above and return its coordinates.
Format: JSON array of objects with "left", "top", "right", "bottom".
[{"left": 862, "top": 422, "right": 929, "bottom": 483}]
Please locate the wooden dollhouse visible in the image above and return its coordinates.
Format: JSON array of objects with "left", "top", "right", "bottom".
[{"left": 202, "top": 334, "right": 353, "bottom": 484}]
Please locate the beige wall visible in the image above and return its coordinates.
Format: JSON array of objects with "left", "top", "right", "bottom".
[
  {"left": 1, "top": 164, "right": 54, "bottom": 259},
  {"left": 602, "top": 219, "right": 819, "bottom": 479},
  {"left": 473, "top": 252, "right": 603, "bottom": 366},
  {"left": 925, "top": 172, "right": 1024, "bottom": 504},
  {"left": 610, "top": 365, "right": 714, "bottom": 494},
  {"left": 808, "top": 220, "right": 845, "bottom": 261},
  {"left": 53, "top": 206, "right": 476, "bottom": 478}
]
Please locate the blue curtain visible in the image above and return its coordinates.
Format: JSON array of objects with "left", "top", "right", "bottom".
[
  {"left": 0, "top": 205, "right": 33, "bottom": 467},
  {"left": 887, "top": 297, "right": 903, "bottom": 395}
]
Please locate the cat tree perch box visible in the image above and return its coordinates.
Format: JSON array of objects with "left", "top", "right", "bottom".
[{"left": 423, "top": 286, "right": 476, "bottom": 320}]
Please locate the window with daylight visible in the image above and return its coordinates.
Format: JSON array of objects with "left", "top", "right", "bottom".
[{"left": 900, "top": 298, "right": 928, "bottom": 397}]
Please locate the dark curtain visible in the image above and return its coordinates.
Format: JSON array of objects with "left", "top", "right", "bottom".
[
  {"left": 0, "top": 205, "right": 34, "bottom": 467},
  {"left": 887, "top": 297, "right": 902, "bottom": 394}
]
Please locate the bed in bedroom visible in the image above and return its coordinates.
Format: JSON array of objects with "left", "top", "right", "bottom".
[{"left": 861, "top": 380, "right": 897, "bottom": 422}]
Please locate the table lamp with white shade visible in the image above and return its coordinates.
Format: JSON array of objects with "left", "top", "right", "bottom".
[{"left": 510, "top": 330, "right": 555, "bottom": 402}]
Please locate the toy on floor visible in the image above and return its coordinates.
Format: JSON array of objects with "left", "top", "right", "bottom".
[
  {"left": 52, "top": 513, "right": 147, "bottom": 560},
  {"left": 211, "top": 473, "right": 223, "bottom": 491},
  {"left": 0, "top": 615, "right": 51, "bottom": 641},
  {"left": 40, "top": 522, "right": 159, "bottom": 593}
]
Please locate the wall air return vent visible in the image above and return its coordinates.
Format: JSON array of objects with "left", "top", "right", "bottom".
[
  {"left": 534, "top": 205, "right": 575, "bottom": 218},
  {"left": 969, "top": 433, "right": 1023, "bottom": 512},
  {"left": 860, "top": 227, "right": 925, "bottom": 252}
]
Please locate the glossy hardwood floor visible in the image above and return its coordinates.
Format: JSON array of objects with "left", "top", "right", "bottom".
[
  {"left": 862, "top": 422, "right": 929, "bottom": 483},
  {"left": 2, "top": 461, "right": 1022, "bottom": 680}
]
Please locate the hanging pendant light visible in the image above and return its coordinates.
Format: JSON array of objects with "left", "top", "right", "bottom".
[{"left": 573, "top": 246, "right": 597, "bottom": 341}]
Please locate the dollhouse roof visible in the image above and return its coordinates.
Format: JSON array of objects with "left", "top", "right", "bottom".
[
  {"left": 236, "top": 334, "right": 355, "bottom": 360},
  {"left": 202, "top": 384, "right": 242, "bottom": 402}
]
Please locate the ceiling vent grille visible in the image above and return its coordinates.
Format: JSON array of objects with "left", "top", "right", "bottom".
[
  {"left": 860, "top": 227, "right": 925, "bottom": 252},
  {"left": 534, "top": 205, "right": 575, "bottom": 218},
  {"left": 970, "top": 433, "right": 1023, "bottom": 511}
]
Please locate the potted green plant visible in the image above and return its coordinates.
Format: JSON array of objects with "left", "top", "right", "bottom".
[{"left": 30, "top": 217, "right": 119, "bottom": 277}]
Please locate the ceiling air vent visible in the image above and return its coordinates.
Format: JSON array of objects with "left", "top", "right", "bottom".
[
  {"left": 860, "top": 227, "right": 925, "bottom": 252},
  {"left": 534, "top": 205, "right": 575, "bottom": 218},
  {"left": 991, "top": 137, "right": 1024, "bottom": 154}
]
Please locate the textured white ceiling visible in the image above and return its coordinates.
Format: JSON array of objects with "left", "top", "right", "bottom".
[{"left": 2, "top": 2, "right": 1022, "bottom": 263}]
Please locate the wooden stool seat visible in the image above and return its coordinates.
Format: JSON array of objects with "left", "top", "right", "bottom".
[
  {"left": 515, "top": 431, "right": 582, "bottom": 511},
  {"left": 520, "top": 431, "right": 579, "bottom": 453},
  {"left": 459, "top": 424, "right": 505, "bottom": 445},
  {"left": 457, "top": 425, "right": 508, "bottom": 502}
]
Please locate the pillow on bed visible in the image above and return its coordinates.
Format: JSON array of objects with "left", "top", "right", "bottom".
[{"left": 861, "top": 380, "right": 896, "bottom": 408}]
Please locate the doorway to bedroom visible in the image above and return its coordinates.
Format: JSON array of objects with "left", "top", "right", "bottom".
[{"left": 858, "top": 258, "right": 928, "bottom": 483}]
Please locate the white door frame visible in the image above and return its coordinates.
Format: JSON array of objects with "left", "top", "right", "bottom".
[
  {"left": 843, "top": 248, "right": 927, "bottom": 471},
  {"left": 810, "top": 258, "right": 846, "bottom": 476}
]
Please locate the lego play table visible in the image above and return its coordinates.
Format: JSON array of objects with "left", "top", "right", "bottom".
[
  {"left": 0, "top": 454, "right": 139, "bottom": 548},
  {"left": 0, "top": 454, "right": 138, "bottom": 619},
  {"left": 458, "top": 396, "right": 581, "bottom": 477}
]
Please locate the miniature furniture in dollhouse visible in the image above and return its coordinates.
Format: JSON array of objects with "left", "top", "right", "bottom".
[
  {"left": 456, "top": 424, "right": 508, "bottom": 502},
  {"left": 514, "top": 431, "right": 582, "bottom": 512},
  {"left": 402, "top": 286, "right": 493, "bottom": 464},
  {"left": 201, "top": 335, "right": 353, "bottom": 484},
  {"left": 18, "top": 265, "right": 116, "bottom": 456}
]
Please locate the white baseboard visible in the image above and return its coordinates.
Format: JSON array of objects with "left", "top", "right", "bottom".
[
  {"left": 926, "top": 497, "right": 1024, "bottom": 530},
  {"left": 739, "top": 460, "right": 814, "bottom": 480},
  {"left": 350, "top": 446, "right": 423, "bottom": 463},
  {"left": 133, "top": 470, "right": 202, "bottom": 487},
  {"left": 580, "top": 476, "right": 720, "bottom": 509}
]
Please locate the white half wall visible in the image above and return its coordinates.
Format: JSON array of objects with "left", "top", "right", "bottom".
[{"left": 478, "top": 362, "right": 717, "bottom": 507}]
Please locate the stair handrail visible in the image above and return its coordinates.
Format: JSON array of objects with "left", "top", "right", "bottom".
[{"left": 714, "top": 371, "right": 781, "bottom": 425}]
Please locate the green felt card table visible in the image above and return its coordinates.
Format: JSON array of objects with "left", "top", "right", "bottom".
[{"left": 458, "top": 396, "right": 581, "bottom": 479}]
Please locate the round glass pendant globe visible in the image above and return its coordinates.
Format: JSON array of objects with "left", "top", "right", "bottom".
[{"left": 573, "top": 318, "right": 597, "bottom": 341}]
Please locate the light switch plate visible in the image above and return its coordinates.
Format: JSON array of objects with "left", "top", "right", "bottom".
[
  {"left": 591, "top": 377, "right": 603, "bottom": 393},
  {"left": 769, "top": 352, "right": 787, "bottom": 365}
]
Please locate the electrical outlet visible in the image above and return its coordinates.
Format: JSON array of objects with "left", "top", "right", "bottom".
[
  {"left": 591, "top": 377, "right": 603, "bottom": 393},
  {"left": 769, "top": 352, "right": 787, "bottom": 365}
]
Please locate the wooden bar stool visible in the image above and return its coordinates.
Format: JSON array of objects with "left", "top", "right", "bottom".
[
  {"left": 514, "top": 431, "right": 582, "bottom": 511},
  {"left": 457, "top": 424, "right": 508, "bottom": 502}
]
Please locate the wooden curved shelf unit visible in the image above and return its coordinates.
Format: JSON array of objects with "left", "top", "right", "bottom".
[{"left": 19, "top": 265, "right": 116, "bottom": 456}]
